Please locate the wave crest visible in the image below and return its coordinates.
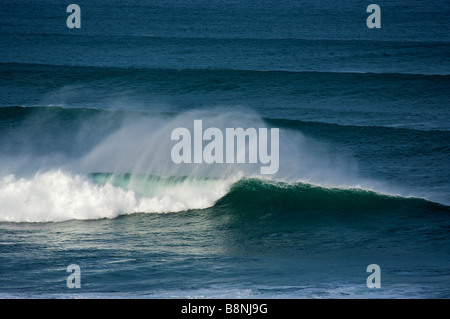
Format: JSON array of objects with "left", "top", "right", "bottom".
[{"left": 1, "top": 170, "right": 447, "bottom": 223}]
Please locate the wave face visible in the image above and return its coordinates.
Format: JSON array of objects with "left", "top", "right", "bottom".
[{"left": 214, "top": 178, "right": 449, "bottom": 215}]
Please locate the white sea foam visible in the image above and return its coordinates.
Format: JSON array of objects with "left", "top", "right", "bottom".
[{"left": 0, "top": 170, "right": 231, "bottom": 223}]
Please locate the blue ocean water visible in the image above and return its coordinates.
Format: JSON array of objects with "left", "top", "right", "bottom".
[{"left": 0, "top": 0, "right": 449, "bottom": 298}]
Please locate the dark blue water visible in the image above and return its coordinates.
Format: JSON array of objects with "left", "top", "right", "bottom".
[{"left": 0, "top": 0, "right": 449, "bottom": 298}]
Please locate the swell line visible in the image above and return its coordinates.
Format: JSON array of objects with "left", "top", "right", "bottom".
[
  {"left": 1, "top": 105, "right": 449, "bottom": 135},
  {"left": 2, "top": 61, "right": 450, "bottom": 77}
]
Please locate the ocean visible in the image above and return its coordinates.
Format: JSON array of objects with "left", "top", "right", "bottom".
[{"left": 0, "top": 0, "right": 449, "bottom": 299}]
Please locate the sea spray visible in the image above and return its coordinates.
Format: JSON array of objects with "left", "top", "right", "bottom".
[{"left": 72, "top": 109, "right": 366, "bottom": 186}]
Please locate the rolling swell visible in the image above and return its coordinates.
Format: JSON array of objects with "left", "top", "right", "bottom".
[
  {"left": 2, "top": 62, "right": 449, "bottom": 92},
  {"left": 2, "top": 61, "right": 449, "bottom": 130},
  {"left": 10, "top": 171, "right": 447, "bottom": 223},
  {"left": 213, "top": 178, "right": 450, "bottom": 216}
]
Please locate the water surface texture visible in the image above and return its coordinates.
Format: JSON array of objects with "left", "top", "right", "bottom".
[{"left": 0, "top": 0, "right": 449, "bottom": 298}]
